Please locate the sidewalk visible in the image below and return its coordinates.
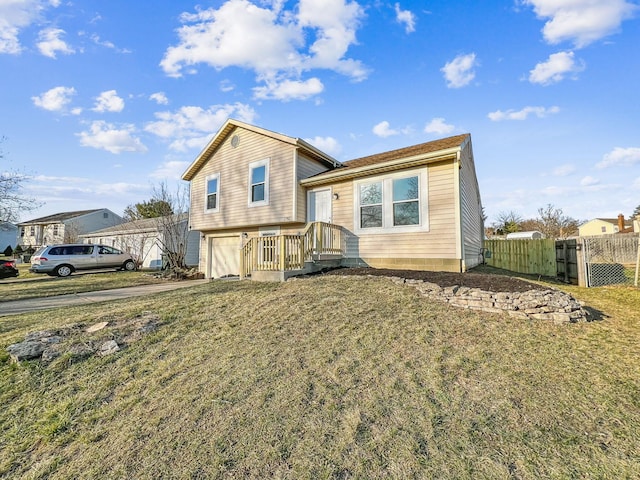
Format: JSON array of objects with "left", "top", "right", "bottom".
[{"left": 0, "top": 279, "right": 209, "bottom": 317}]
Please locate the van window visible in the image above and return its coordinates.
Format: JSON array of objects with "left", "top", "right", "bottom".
[{"left": 98, "top": 246, "right": 122, "bottom": 255}]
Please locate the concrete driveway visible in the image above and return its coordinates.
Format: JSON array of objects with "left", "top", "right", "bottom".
[{"left": 0, "top": 279, "right": 209, "bottom": 317}]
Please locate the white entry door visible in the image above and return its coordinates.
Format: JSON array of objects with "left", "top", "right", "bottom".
[{"left": 308, "top": 188, "right": 332, "bottom": 223}]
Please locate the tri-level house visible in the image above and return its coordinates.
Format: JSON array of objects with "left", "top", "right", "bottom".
[{"left": 182, "top": 119, "right": 484, "bottom": 281}]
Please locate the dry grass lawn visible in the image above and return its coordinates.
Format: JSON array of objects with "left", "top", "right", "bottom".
[{"left": 1, "top": 275, "right": 639, "bottom": 479}]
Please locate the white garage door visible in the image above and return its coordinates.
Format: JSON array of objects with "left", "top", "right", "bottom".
[{"left": 209, "top": 236, "right": 240, "bottom": 278}]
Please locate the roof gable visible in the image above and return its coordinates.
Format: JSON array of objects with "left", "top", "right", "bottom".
[{"left": 182, "top": 119, "right": 340, "bottom": 181}]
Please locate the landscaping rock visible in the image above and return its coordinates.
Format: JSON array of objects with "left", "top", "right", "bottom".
[
  {"left": 5, "top": 312, "right": 163, "bottom": 365},
  {"left": 98, "top": 340, "right": 120, "bottom": 356}
]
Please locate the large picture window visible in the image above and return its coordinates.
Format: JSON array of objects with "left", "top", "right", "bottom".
[
  {"left": 354, "top": 170, "right": 428, "bottom": 234},
  {"left": 248, "top": 159, "right": 270, "bottom": 206},
  {"left": 205, "top": 173, "right": 220, "bottom": 213}
]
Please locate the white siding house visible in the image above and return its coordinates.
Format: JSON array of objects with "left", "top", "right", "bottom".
[
  {"left": 18, "top": 209, "right": 123, "bottom": 247},
  {"left": 81, "top": 214, "right": 200, "bottom": 269}
]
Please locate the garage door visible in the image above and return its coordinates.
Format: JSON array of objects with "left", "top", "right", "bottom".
[{"left": 209, "top": 236, "right": 240, "bottom": 278}]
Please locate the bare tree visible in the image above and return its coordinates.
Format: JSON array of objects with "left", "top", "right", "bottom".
[
  {"left": 149, "top": 182, "right": 190, "bottom": 272},
  {"left": 1, "top": 138, "right": 42, "bottom": 222},
  {"left": 533, "top": 204, "right": 580, "bottom": 239}
]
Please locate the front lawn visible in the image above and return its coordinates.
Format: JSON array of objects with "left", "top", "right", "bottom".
[
  {"left": 0, "top": 270, "right": 169, "bottom": 302},
  {"left": 1, "top": 275, "right": 639, "bottom": 478}
]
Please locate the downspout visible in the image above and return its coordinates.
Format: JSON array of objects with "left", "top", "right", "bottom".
[
  {"left": 292, "top": 149, "right": 299, "bottom": 223},
  {"left": 453, "top": 150, "right": 464, "bottom": 271}
]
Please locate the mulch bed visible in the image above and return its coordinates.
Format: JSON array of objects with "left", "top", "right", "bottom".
[{"left": 322, "top": 267, "right": 549, "bottom": 293}]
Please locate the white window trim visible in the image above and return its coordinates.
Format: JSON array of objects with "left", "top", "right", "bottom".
[
  {"left": 353, "top": 168, "right": 429, "bottom": 235},
  {"left": 204, "top": 173, "right": 220, "bottom": 214},
  {"left": 248, "top": 158, "right": 270, "bottom": 207}
]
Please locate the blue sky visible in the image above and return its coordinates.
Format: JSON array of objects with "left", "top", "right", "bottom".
[{"left": 1, "top": 0, "right": 639, "bottom": 225}]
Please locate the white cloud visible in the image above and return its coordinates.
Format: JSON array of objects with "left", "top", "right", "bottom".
[
  {"left": 394, "top": 3, "right": 416, "bottom": 33},
  {"left": 372, "top": 121, "right": 398, "bottom": 138},
  {"left": 220, "top": 80, "right": 235, "bottom": 92},
  {"left": 580, "top": 176, "right": 600, "bottom": 186},
  {"left": 441, "top": 53, "right": 478, "bottom": 88},
  {"left": 304, "top": 136, "right": 342, "bottom": 156},
  {"left": 150, "top": 160, "right": 191, "bottom": 180},
  {"left": 77, "top": 121, "right": 147, "bottom": 154},
  {"left": 160, "top": 0, "right": 367, "bottom": 101},
  {"left": 149, "top": 92, "right": 169, "bottom": 105},
  {"left": 529, "top": 51, "right": 584, "bottom": 85},
  {"left": 92, "top": 90, "right": 125, "bottom": 113},
  {"left": 552, "top": 164, "right": 576, "bottom": 176},
  {"left": 424, "top": 117, "right": 454, "bottom": 135},
  {"left": 522, "top": 0, "right": 638, "bottom": 48},
  {"left": 36, "top": 27, "right": 74, "bottom": 58},
  {"left": 144, "top": 103, "right": 257, "bottom": 151},
  {"left": 488, "top": 105, "right": 560, "bottom": 121},
  {"left": 31, "top": 86, "right": 77, "bottom": 112},
  {"left": 0, "top": 0, "right": 60, "bottom": 54},
  {"left": 253, "top": 77, "right": 324, "bottom": 101},
  {"left": 596, "top": 147, "right": 640, "bottom": 169}
]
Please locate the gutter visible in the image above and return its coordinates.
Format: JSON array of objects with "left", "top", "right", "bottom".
[{"left": 300, "top": 147, "right": 460, "bottom": 187}]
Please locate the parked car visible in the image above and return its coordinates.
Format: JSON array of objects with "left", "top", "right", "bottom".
[
  {"left": 29, "top": 244, "right": 137, "bottom": 277},
  {"left": 0, "top": 259, "right": 19, "bottom": 279}
]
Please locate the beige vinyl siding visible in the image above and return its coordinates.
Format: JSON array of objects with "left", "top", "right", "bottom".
[
  {"left": 329, "top": 160, "right": 458, "bottom": 267},
  {"left": 189, "top": 128, "right": 296, "bottom": 232},
  {"left": 459, "top": 141, "right": 484, "bottom": 270},
  {"left": 296, "top": 154, "right": 330, "bottom": 222}
]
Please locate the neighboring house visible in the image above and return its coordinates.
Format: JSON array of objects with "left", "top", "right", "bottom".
[
  {"left": 80, "top": 214, "right": 200, "bottom": 269},
  {"left": 18, "top": 209, "right": 123, "bottom": 247},
  {"left": 506, "top": 231, "right": 544, "bottom": 239},
  {"left": 578, "top": 214, "right": 633, "bottom": 236},
  {"left": 0, "top": 222, "right": 18, "bottom": 251},
  {"left": 182, "top": 119, "right": 484, "bottom": 280}
]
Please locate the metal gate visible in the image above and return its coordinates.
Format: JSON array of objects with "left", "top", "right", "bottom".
[
  {"left": 582, "top": 234, "right": 639, "bottom": 287},
  {"left": 555, "top": 239, "right": 578, "bottom": 284}
]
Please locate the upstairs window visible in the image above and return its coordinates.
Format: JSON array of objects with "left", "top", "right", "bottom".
[
  {"left": 53, "top": 225, "right": 59, "bottom": 236},
  {"left": 248, "top": 159, "right": 270, "bottom": 206},
  {"left": 205, "top": 173, "right": 220, "bottom": 212}
]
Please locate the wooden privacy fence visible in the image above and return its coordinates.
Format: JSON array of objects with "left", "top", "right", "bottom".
[{"left": 484, "top": 239, "right": 557, "bottom": 277}]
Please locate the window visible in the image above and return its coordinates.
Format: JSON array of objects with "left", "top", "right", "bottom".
[
  {"left": 20, "top": 228, "right": 24, "bottom": 237},
  {"left": 53, "top": 225, "right": 59, "bottom": 236},
  {"left": 601, "top": 226, "right": 606, "bottom": 233},
  {"left": 205, "top": 173, "right": 220, "bottom": 212},
  {"left": 29, "top": 226, "right": 35, "bottom": 236},
  {"left": 392, "top": 177, "right": 419, "bottom": 226},
  {"left": 359, "top": 182, "right": 383, "bottom": 228},
  {"left": 354, "top": 170, "right": 428, "bottom": 234},
  {"left": 248, "top": 159, "right": 270, "bottom": 206},
  {"left": 103, "top": 212, "right": 109, "bottom": 219}
]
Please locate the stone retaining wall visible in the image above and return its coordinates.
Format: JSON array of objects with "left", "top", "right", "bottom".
[{"left": 360, "top": 275, "right": 589, "bottom": 323}]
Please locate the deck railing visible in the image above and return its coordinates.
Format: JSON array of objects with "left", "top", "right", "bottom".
[{"left": 240, "top": 222, "right": 343, "bottom": 278}]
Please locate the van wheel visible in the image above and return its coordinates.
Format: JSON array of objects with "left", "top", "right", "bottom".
[
  {"left": 55, "top": 265, "right": 73, "bottom": 277},
  {"left": 123, "top": 260, "right": 136, "bottom": 271}
]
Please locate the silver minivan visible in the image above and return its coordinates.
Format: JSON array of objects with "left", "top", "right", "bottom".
[{"left": 30, "top": 244, "right": 137, "bottom": 277}]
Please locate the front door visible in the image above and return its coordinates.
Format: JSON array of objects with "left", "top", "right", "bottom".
[{"left": 308, "top": 188, "right": 332, "bottom": 223}]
